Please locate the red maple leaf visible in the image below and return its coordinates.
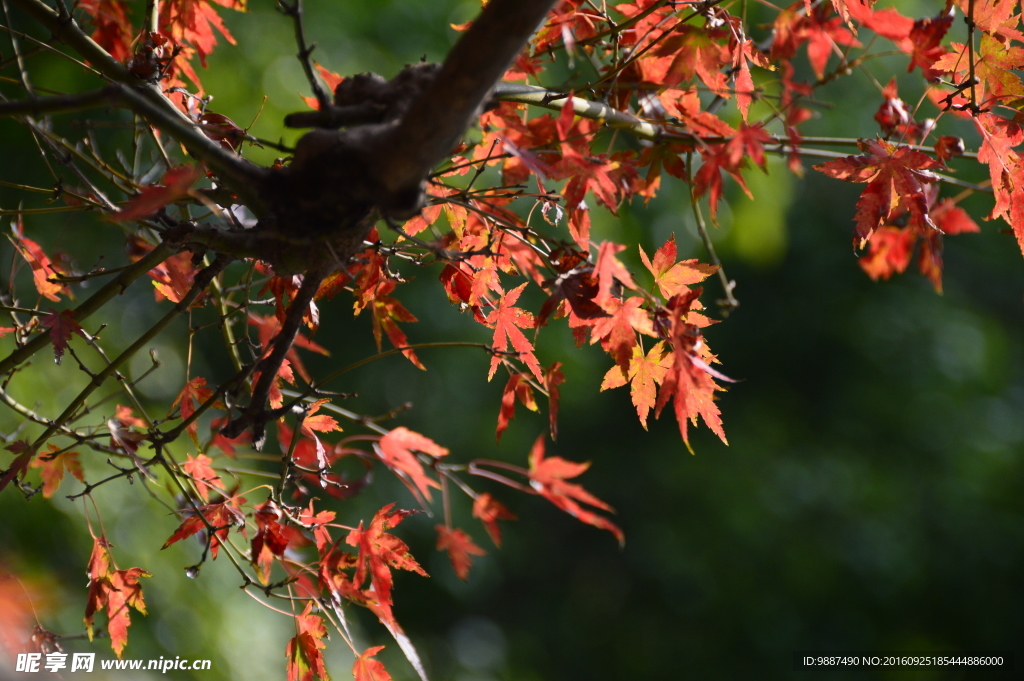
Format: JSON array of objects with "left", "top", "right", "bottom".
[
  {"left": 277, "top": 422, "right": 366, "bottom": 500},
  {"left": 537, "top": 262, "right": 606, "bottom": 328},
  {"left": 813, "top": 138, "right": 942, "bottom": 247},
  {"left": 556, "top": 99, "right": 624, "bottom": 219},
  {"left": 593, "top": 241, "right": 637, "bottom": 310},
  {"left": 0, "top": 440, "right": 35, "bottom": 493},
  {"left": 161, "top": 494, "right": 246, "bottom": 558},
  {"left": 249, "top": 313, "right": 329, "bottom": 384},
  {"left": 971, "top": 111, "right": 1024, "bottom": 255},
  {"left": 496, "top": 372, "right": 539, "bottom": 442},
  {"left": 169, "top": 377, "right": 216, "bottom": 446},
  {"left": 906, "top": 8, "right": 955, "bottom": 81},
  {"left": 589, "top": 296, "right": 656, "bottom": 369},
  {"left": 486, "top": 283, "right": 543, "bottom": 381},
  {"left": 376, "top": 427, "right": 448, "bottom": 504},
  {"left": 40, "top": 308, "right": 87, "bottom": 365},
  {"left": 112, "top": 165, "right": 202, "bottom": 222},
  {"left": 544, "top": 362, "right": 565, "bottom": 440},
  {"left": 299, "top": 500, "right": 336, "bottom": 554},
  {"left": 108, "top": 415, "right": 147, "bottom": 459},
  {"left": 30, "top": 444, "right": 84, "bottom": 498},
  {"left": 345, "top": 504, "right": 427, "bottom": 630},
  {"left": 208, "top": 415, "right": 250, "bottom": 458},
  {"left": 472, "top": 493, "right": 517, "bottom": 548},
  {"left": 10, "top": 221, "right": 70, "bottom": 302},
  {"left": 286, "top": 603, "right": 329, "bottom": 681},
  {"left": 352, "top": 645, "right": 392, "bottom": 681},
  {"left": 368, "top": 281, "right": 425, "bottom": 370},
  {"left": 292, "top": 399, "right": 342, "bottom": 476},
  {"left": 859, "top": 193, "right": 980, "bottom": 292},
  {"left": 727, "top": 123, "right": 773, "bottom": 172},
  {"left": 772, "top": 2, "right": 860, "bottom": 80},
  {"left": 693, "top": 143, "right": 752, "bottom": 222},
  {"left": 654, "top": 292, "right": 731, "bottom": 448},
  {"left": 79, "top": 0, "right": 135, "bottom": 63},
  {"left": 435, "top": 526, "right": 487, "bottom": 581},
  {"left": 251, "top": 500, "right": 303, "bottom": 584},
  {"left": 527, "top": 435, "right": 624, "bottom": 545}
]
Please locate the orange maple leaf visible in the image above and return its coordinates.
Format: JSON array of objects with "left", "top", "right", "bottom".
[
  {"left": 639, "top": 235, "right": 718, "bottom": 300},
  {"left": 654, "top": 292, "right": 731, "bottom": 448},
  {"left": 30, "top": 444, "right": 84, "bottom": 498},
  {"left": 169, "top": 377, "right": 216, "bottom": 446},
  {"left": 9, "top": 222, "right": 70, "bottom": 302},
  {"left": 367, "top": 281, "right": 425, "bottom": 370},
  {"left": 601, "top": 341, "right": 672, "bottom": 429},
  {"left": 589, "top": 296, "right": 655, "bottom": 369},
  {"left": 182, "top": 453, "right": 222, "bottom": 502},
  {"left": 150, "top": 251, "right": 200, "bottom": 304}
]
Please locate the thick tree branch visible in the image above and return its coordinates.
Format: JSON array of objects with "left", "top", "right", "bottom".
[{"left": 372, "top": 0, "right": 559, "bottom": 213}]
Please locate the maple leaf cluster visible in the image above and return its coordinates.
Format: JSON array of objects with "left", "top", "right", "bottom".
[{"left": 7, "top": 0, "right": 1024, "bottom": 678}]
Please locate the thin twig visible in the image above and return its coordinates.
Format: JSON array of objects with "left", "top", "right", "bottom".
[
  {"left": 687, "top": 152, "right": 738, "bottom": 315},
  {"left": 278, "top": 0, "right": 331, "bottom": 111},
  {"left": 30, "top": 255, "right": 232, "bottom": 449},
  {"left": 0, "top": 242, "right": 176, "bottom": 376}
]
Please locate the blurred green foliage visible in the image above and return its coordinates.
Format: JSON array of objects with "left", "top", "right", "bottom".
[{"left": 2, "top": 1, "right": 1023, "bottom": 680}]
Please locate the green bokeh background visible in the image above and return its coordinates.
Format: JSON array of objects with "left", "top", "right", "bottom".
[{"left": 1, "top": 1, "right": 1022, "bottom": 680}]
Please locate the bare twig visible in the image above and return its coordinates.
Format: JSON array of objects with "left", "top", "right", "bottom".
[
  {"left": 687, "top": 152, "right": 738, "bottom": 315},
  {"left": 9, "top": 0, "right": 268, "bottom": 210},
  {"left": 277, "top": 0, "right": 331, "bottom": 111},
  {"left": 30, "top": 255, "right": 232, "bottom": 449},
  {"left": 222, "top": 267, "right": 328, "bottom": 447}
]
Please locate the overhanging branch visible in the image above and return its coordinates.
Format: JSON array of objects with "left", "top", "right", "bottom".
[{"left": 9, "top": 0, "right": 268, "bottom": 211}]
